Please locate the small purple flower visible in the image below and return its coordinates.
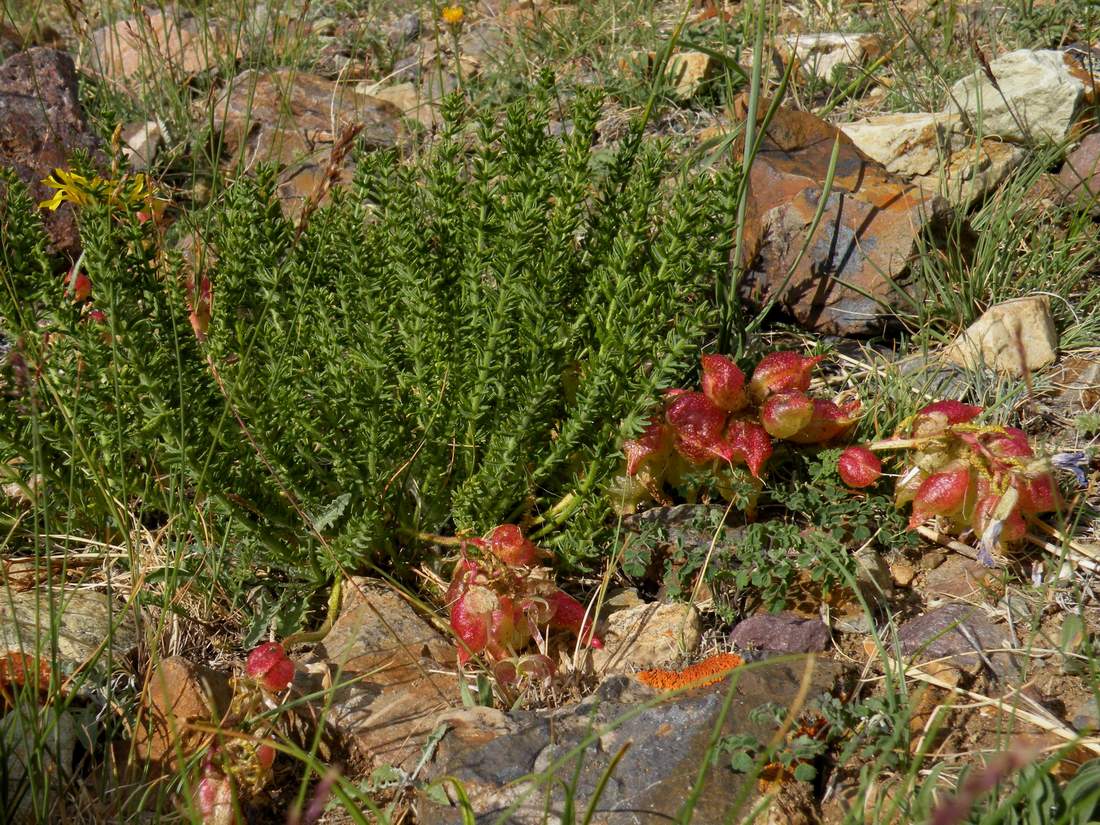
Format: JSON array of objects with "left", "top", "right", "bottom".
[{"left": 1051, "top": 452, "right": 1090, "bottom": 487}]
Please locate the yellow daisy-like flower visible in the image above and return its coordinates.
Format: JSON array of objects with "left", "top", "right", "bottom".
[
  {"left": 38, "top": 168, "right": 108, "bottom": 211},
  {"left": 441, "top": 4, "right": 464, "bottom": 25}
]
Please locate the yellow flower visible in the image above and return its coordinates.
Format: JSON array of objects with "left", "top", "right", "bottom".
[
  {"left": 441, "top": 4, "right": 464, "bottom": 25},
  {"left": 38, "top": 168, "right": 107, "bottom": 211},
  {"left": 39, "top": 168, "right": 166, "bottom": 216}
]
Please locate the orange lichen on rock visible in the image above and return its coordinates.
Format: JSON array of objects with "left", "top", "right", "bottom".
[{"left": 636, "top": 652, "right": 743, "bottom": 691}]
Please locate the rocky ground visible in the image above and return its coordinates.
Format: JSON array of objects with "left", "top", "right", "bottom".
[{"left": 3, "top": 0, "right": 1100, "bottom": 823}]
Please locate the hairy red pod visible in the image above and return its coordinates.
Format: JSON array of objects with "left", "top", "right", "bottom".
[
  {"left": 623, "top": 419, "right": 672, "bottom": 476},
  {"left": 748, "top": 351, "right": 823, "bottom": 403},
  {"left": 760, "top": 390, "right": 815, "bottom": 439},
  {"left": 726, "top": 420, "right": 773, "bottom": 479},
  {"left": 666, "top": 392, "right": 731, "bottom": 464},
  {"left": 909, "top": 467, "right": 973, "bottom": 528},
  {"left": 986, "top": 427, "right": 1033, "bottom": 459},
  {"left": 838, "top": 446, "right": 882, "bottom": 488},
  {"left": 917, "top": 400, "right": 983, "bottom": 424},
  {"left": 450, "top": 584, "right": 495, "bottom": 664},
  {"left": 786, "top": 399, "right": 859, "bottom": 445},
  {"left": 487, "top": 524, "right": 540, "bottom": 567},
  {"left": 546, "top": 590, "right": 603, "bottom": 649},
  {"left": 1015, "top": 473, "right": 1059, "bottom": 516},
  {"left": 700, "top": 354, "right": 748, "bottom": 412},
  {"left": 245, "top": 642, "right": 294, "bottom": 692},
  {"left": 973, "top": 494, "right": 1027, "bottom": 543}
]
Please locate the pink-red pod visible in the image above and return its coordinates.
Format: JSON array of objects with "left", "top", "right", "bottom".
[
  {"left": 257, "top": 743, "right": 276, "bottom": 771},
  {"left": 973, "top": 494, "right": 1027, "bottom": 544},
  {"left": 760, "top": 390, "right": 815, "bottom": 439},
  {"left": 66, "top": 271, "right": 92, "bottom": 303},
  {"left": 701, "top": 354, "right": 748, "bottom": 412},
  {"left": 1015, "top": 473, "right": 1059, "bottom": 516},
  {"left": 838, "top": 446, "right": 882, "bottom": 489},
  {"left": 748, "top": 352, "right": 823, "bottom": 403},
  {"left": 487, "top": 524, "right": 540, "bottom": 567},
  {"left": 450, "top": 584, "right": 494, "bottom": 664},
  {"left": 908, "top": 467, "right": 973, "bottom": 528},
  {"left": 917, "top": 400, "right": 983, "bottom": 424},
  {"left": 546, "top": 590, "right": 603, "bottom": 649},
  {"left": 786, "top": 399, "right": 860, "bottom": 445},
  {"left": 665, "top": 392, "right": 731, "bottom": 464},
  {"left": 245, "top": 642, "right": 295, "bottom": 692},
  {"left": 986, "top": 427, "right": 1033, "bottom": 459},
  {"left": 486, "top": 595, "right": 528, "bottom": 660},
  {"left": 894, "top": 467, "right": 925, "bottom": 509},
  {"left": 623, "top": 419, "right": 672, "bottom": 476},
  {"left": 726, "top": 420, "right": 773, "bottom": 479}
]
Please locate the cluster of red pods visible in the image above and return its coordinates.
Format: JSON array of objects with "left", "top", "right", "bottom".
[{"left": 618, "top": 351, "right": 860, "bottom": 507}]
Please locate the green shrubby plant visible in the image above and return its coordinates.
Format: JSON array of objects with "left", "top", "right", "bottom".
[{"left": 0, "top": 84, "right": 736, "bottom": 591}]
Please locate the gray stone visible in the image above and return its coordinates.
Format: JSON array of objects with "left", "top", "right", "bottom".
[
  {"left": 0, "top": 589, "right": 139, "bottom": 692},
  {"left": 728, "top": 612, "right": 831, "bottom": 654},
  {"left": 1, "top": 705, "right": 78, "bottom": 824},
  {"left": 1071, "top": 696, "right": 1099, "bottom": 732},
  {"left": 419, "top": 660, "right": 839, "bottom": 824},
  {"left": 895, "top": 603, "right": 1015, "bottom": 678},
  {"left": 388, "top": 12, "right": 422, "bottom": 50},
  {"left": 1054, "top": 133, "right": 1100, "bottom": 214}
]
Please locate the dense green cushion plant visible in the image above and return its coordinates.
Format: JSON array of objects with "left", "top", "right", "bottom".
[{"left": 0, "top": 83, "right": 737, "bottom": 584}]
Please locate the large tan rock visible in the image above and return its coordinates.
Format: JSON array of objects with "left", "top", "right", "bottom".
[
  {"left": 778, "top": 32, "right": 884, "bottom": 80},
  {"left": 840, "top": 112, "right": 965, "bottom": 177},
  {"left": 591, "top": 601, "right": 702, "bottom": 675},
  {"left": 913, "top": 138, "right": 1027, "bottom": 209},
  {"left": 944, "top": 296, "right": 1058, "bottom": 377},
  {"left": 87, "top": 9, "right": 237, "bottom": 82},
  {"left": 946, "top": 49, "right": 1084, "bottom": 144}
]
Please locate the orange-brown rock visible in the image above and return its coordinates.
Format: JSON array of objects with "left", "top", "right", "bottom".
[{"left": 736, "top": 100, "right": 950, "bottom": 335}]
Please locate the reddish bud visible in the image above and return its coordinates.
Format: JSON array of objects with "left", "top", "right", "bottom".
[
  {"left": 87, "top": 309, "right": 107, "bottom": 324},
  {"left": 786, "top": 399, "right": 860, "bottom": 445},
  {"left": 245, "top": 642, "right": 294, "bottom": 692},
  {"left": 546, "top": 590, "right": 603, "bottom": 649},
  {"left": 189, "top": 275, "right": 212, "bottom": 341},
  {"left": 909, "top": 467, "right": 973, "bottom": 528},
  {"left": 666, "top": 392, "right": 730, "bottom": 464},
  {"left": 487, "top": 524, "right": 540, "bottom": 567},
  {"left": 450, "top": 583, "right": 496, "bottom": 664},
  {"left": 66, "top": 271, "right": 92, "bottom": 303},
  {"left": 760, "top": 390, "right": 815, "bottom": 439},
  {"left": 987, "top": 427, "right": 1033, "bottom": 459},
  {"left": 748, "top": 352, "right": 823, "bottom": 403},
  {"left": 257, "top": 743, "right": 276, "bottom": 771},
  {"left": 838, "top": 446, "right": 882, "bottom": 488},
  {"left": 917, "top": 400, "right": 983, "bottom": 424},
  {"left": 700, "top": 354, "right": 747, "bottom": 412},
  {"left": 726, "top": 420, "right": 773, "bottom": 479},
  {"left": 1015, "top": 473, "right": 1059, "bottom": 516},
  {"left": 623, "top": 419, "right": 672, "bottom": 476}
]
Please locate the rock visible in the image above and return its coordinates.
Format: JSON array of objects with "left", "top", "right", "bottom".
[
  {"left": 1047, "top": 355, "right": 1100, "bottom": 415},
  {"left": 1071, "top": 696, "right": 1099, "bottom": 732},
  {"left": 893, "top": 603, "right": 1017, "bottom": 679},
  {"left": 922, "top": 554, "right": 1002, "bottom": 602},
  {"left": 912, "top": 139, "right": 1027, "bottom": 209},
  {"left": 853, "top": 546, "right": 892, "bottom": 599},
  {"left": 779, "top": 33, "right": 885, "bottom": 80},
  {"left": 354, "top": 81, "right": 439, "bottom": 128},
  {"left": 667, "top": 51, "right": 715, "bottom": 99},
  {"left": 945, "top": 49, "right": 1084, "bottom": 144},
  {"left": 391, "top": 54, "right": 422, "bottom": 83},
  {"left": 889, "top": 560, "right": 916, "bottom": 587},
  {"left": 728, "top": 612, "right": 830, "bottom": 654},
  {"left": 0, "top": 48, "right": 104, "bottom": 257},
  {"left": 87, "top": 8, "right": 237, "bottom": 83},
  {"left": 738, "top": 101, "right": 950, "bottom": 335},
  {"left": 0, "top": 589, "right": 139, "bottom": 693},
  {"left": 133, "top": 657, "right": 233, "bottom": 776},
  {"left": 210, "top": 69, "right": 404, "bottom": 215},
  {"left": 297, "top": 579, "right": 459, "bottom": 772},
  {"left": 387, "top": 12, "right": 422, "bottom": 50},
  {"left": 420, "top": 661, "right": 839, "bottom": 825},
  {"left": 122, "top": 120, "right": 163, "bottom": 172},
  {"left": 840, "top": 112, "right": 965, "bottom": 177},
  {"left": 591, "top": 602, "right": 702, "bottom": 675},
  {"left": 944, "top": 296, "right": 1058, "bottom": 377},
  {"left": 1053, "top": 132, "right": 1100, "bottom": 214},
  {"left": 0, "top": 23, "right": 22, "bottom": 60},
  {"left": 1, "top": 705, "right": 77, "bottom": 824}
]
